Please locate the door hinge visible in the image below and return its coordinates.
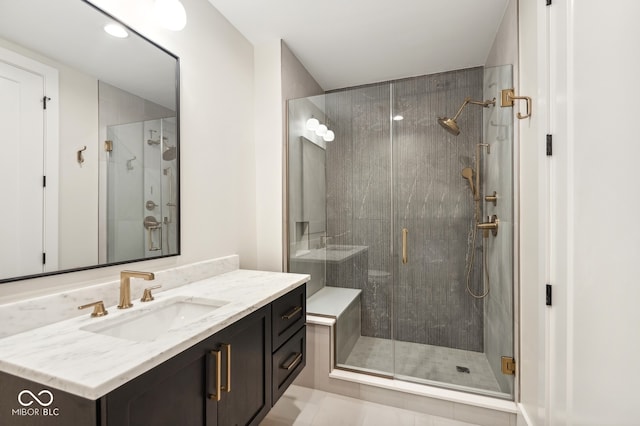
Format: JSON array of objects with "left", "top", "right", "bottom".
[
  {"left": 42, "top": 96, "right": 51, "bottom": 110},
  {"left": 546, "top": 284, "right": 552, "bottom": 306},
  {"left": 546, "top": 134, "right": 553, "bottom": 156},
  {"left": 42, "top": 252, "right": 46, "bottom": 265},
  {"left": 104, "top": 140, "right": 113, "bottom": 152},
  {"left": 501, "top": 356, "right": 516, "bottom": 375},
  {"left": 546, "top": 0, "right": 552, "bottom": 6},
  {"left": 43, "top": 175, "right": 46, "bottom": 187}
]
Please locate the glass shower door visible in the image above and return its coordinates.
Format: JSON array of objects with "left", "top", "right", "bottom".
[{"left": 391, "top": 66, "right": 514, "bottom": 398}]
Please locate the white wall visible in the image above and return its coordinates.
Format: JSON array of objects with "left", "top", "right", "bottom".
[
  {"left": 0, "top": 0, "right": 257, "bottom": 302},
  {"left": 254, "top": 41, "right": 283, "bottom": 271}
]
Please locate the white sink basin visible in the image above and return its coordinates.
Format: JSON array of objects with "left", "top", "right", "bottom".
[{"left": 81, "top": 298, "right": 229, "bottom": 342}]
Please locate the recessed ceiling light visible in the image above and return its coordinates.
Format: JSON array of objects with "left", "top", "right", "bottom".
[
  {"left": 393, "top": 115, "right": 404, "bottom": 121},
  {"left": 104, "top": 23, "right": 128, "bottom": 39}
]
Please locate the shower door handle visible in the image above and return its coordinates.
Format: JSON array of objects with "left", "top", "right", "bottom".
[{"left": 402, "top": 228, "right": 408, "bottom": 264}]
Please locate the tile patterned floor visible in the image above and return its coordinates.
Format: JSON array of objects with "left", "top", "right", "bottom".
[
  {"left": 261, "top": 385, "right": 480, "bottom": 426},
  {"left": 342, "top": 336, "right": 502, "bottom": 393}
]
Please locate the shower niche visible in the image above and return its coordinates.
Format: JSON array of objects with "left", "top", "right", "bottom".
[{"left": 287, "top": 65, "right": 515, "bottom": 400}]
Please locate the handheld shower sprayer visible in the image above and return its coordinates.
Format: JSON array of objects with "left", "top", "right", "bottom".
[{"left": 461, "top": 167, "right": 476, "bottom": 198}]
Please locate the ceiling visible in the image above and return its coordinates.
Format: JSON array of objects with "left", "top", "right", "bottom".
[{"left": 207, "top": 0, "right": 510, "bottom": 91}]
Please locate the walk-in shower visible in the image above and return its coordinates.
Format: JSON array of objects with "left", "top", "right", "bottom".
[{"left": 287, "top": 65, "right": 515, "bottom": 399}]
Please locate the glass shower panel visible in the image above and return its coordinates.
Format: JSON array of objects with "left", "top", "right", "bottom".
[
  {"left": 325, "top": 85, "right": 394, "bottom": 375},
  {"left": 391, "top": 66, "right": 513, "bottom": 398},
  {"left": 107, "top": 122, "right": 145, "bottom": 262},
  {"left": 482, "top": 64, "right": 514, "bottom": 397}
]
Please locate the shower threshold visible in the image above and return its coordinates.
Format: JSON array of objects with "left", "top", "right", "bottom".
[{"left": 338, "top": 336, "right": 511, "bottom": 400}]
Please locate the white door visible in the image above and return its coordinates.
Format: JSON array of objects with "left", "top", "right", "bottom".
[{"left": 0, "top": 61, "right": 45, "bottom": 279}]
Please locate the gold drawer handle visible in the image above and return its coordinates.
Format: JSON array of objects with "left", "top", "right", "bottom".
[
  {"left": 281, "top": 353, "right": 303, "bottom": 371},
  {"left": 281, "top": 306, "right": 302, "bottom": 320},
  {"left": 207, "top": 350, "right": 221, "bottom": 401},
  {"left": 221, "top": 344, "right": 231, "bottom": 393}
]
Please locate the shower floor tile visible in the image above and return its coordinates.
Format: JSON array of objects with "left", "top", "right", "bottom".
[{"left": 342, "top": 336, "right": 502, "bottom": 393}]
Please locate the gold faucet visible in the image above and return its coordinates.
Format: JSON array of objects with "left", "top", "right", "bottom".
[{"left": 118, "top": 270, "right": 155, "bottom": 309}]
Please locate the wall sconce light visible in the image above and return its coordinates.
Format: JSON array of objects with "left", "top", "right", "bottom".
[
  {"left": 306, "top": 118, "right": 320, "bottom": 131},
  {"left": 315, "top": 124, "right": 328, "bottom": 137},
  {"left": 153, "top": 0, "right": 187, "bottom": 31},
  {"left": 306, "top": 117, "right": 335, "bottom": 142}
]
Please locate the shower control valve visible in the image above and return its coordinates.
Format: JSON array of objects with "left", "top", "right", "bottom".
[{"left": 477, "top": 215, "right": 499, "bottom": 238}]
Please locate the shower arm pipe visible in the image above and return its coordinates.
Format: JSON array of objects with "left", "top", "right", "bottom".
[{"left": 450, "top": 97, "right": 496, "bottom": 122}]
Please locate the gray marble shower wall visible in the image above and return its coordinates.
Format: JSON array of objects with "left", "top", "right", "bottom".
[{"left": 325, "top": 67, "right": 485, "bottom": 352}]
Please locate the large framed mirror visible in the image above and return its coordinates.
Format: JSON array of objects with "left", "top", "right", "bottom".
[{"left": 0, "top": 0, "right": 180, "bottom": 283}]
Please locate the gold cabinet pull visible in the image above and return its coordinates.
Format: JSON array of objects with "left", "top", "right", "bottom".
[
  {"left": 282, "top": 306, "right": 302, "bottom": 320},
  {"left": 221, "top": 344, "right": 231, "bottom": 393},
  {"left": 281, "top": 353, "right": 303, "bottom": 371},
  {"left": 402, "top": 228, "right": 408, "bottom": 264},
  {"left": 208, "top": 350, "right": 221, "bottom": 401}
]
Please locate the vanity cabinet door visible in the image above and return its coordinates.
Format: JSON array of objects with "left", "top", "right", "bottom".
[
  {"left": 212, "top": 305, "right": 271, "bottom": 426},
  {"left": 103, "top": 338, "right": 210, "bottom": 426}
]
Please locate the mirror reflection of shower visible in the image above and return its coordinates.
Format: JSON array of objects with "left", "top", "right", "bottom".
[{"left": 106, "top": 116, "right": 177, "bottom": 262}]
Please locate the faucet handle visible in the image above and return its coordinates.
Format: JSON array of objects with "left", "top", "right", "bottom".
[
  {"left": 78, "top": 301, "right": 108, "bottom": 317},
  {"left": 140, "top": 285, "right": 162, "bottom": 302}
]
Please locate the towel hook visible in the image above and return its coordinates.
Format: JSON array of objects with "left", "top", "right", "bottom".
[{"left": 77, "top": 146, "right": 87, "bottom": 165}]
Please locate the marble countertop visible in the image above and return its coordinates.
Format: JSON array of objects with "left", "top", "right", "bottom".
[{"left": 0, "top": 269, "right": 309, "bottom": 400}]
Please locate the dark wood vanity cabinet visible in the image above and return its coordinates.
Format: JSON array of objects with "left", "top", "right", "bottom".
[
  {"left": 271, "top": 285, "right": 306, "bottom": 404},
  {"left": 0, "top": 284, "right": 306, "bottom": 426},
  {"left": 104, "top": 304, "right": 271, "bottom": 426}
]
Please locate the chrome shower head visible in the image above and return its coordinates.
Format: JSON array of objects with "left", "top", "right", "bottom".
[{"left": 437, "top": 97, "right": 496, "bottom": 136}]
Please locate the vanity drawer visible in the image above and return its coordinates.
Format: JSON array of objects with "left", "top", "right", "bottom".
[
  {"left": 272, "top": 285, "right": 306, "bottom": 350},
  {"left": 272, "top": 326, "right": 306, "bottom": 404}
]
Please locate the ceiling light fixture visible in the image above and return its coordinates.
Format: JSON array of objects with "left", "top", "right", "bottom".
[
  {"left": 153, "top": 0, "right": 187, "bottom": 31},
  {"left": 104, "top": 23, "right": 129, "bottom": 38},
  {"left": 393, "top": 115, "right": 404, "bottom": 121}
]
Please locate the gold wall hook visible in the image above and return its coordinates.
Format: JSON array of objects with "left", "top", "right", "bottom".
[{"left": 501, "top": 89, "right": 532, "bottom": 119}]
